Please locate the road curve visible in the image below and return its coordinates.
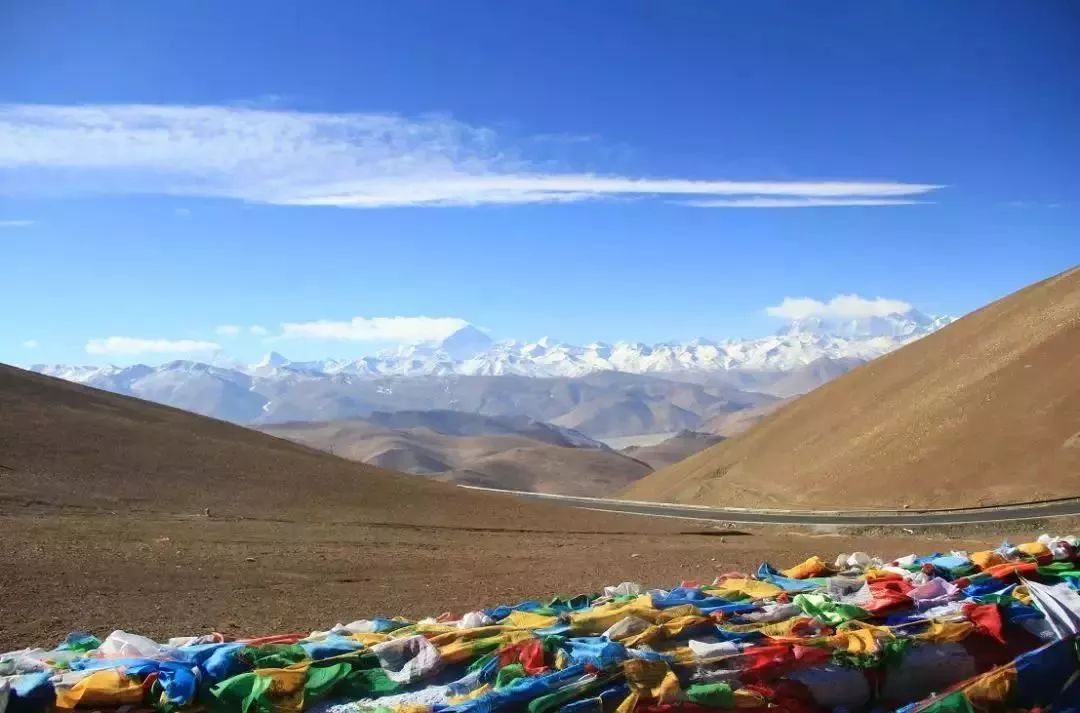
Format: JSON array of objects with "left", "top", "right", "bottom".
[{"left": 459, "top": 486, "right": 1080, "bottom": 526}]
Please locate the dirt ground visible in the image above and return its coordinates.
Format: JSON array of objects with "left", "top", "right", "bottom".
[
  {"left": 0, "top": 365, "right": 1061, "bottom": 651},
  {"left": 0, "top": 506, "right": 1003, "bottom": 650}
]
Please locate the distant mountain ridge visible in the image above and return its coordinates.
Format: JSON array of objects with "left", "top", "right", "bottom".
[
  {"left": 36, "top": 309, "right": 951, "bottom": 382},
  {"left": 781, "top": 310, "right": 951, "bottom": 340},
  {"left": 261, "top": 410, "right": 653, "bottom": 497},
  {"left": 332, "top": 409, "right": 604, "bottom": 448},
  {"left": 262, "top": 309, "right": 951, "bottom": 378},
  {"left": 30, "top": 310, "right": 952, "bottom": 437}
]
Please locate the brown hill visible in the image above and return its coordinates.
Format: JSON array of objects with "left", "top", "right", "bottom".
[
  {"left": 698, "top": 399, "right": 794, "bottom": 437},
  {"left": 624, "top": 267, "right": 1080, "bottom": 509},
  {"left": 438, "top": 446, "right": 652, "bottom": 495},
  {"left": 550, "top": 397, "right": 703, "bottom": 438},
  {"left": 0, "top": 363, "right": 638, "bottom": 531},
  {"left": 261, "top": 417, "right": 651, "bottom": 496},
  {"left": 622, "top": 430, "right": 725, "bottom": 469}
]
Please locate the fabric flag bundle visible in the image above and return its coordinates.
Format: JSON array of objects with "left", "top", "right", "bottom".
[{"left": 3, "top": 535, "right": 1080, "bottom": 713}]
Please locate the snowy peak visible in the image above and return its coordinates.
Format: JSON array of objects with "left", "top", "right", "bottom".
[
  {"left": 34, "top": 311, "right": 954, "bottom": 386},
  {"left": 254, "top": 351, "right": 290, "bottom": 369},
  {"left": 437, "top": 325, "right": 494, "bottom": 360},
  {"left": 782, "top": 310, "right": 952, "bottom": 340}
]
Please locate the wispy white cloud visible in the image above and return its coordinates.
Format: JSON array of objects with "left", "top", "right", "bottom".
[
  {"left": 766, "top": 294, "right": 912, "bottom": 320},
  {"left": 1002, "top": 200, "right": 1063, "bottom": 209},
  {"left": 85, "top": 336, "right": 220, "bottom": 355},
  {"left": 284, "top": 177, "right": 941, "bottom": 209},
  {"left": 0, "top": 103, "right": 943, "bottom": 208},
  {"left": 279, "top": 316, "right": 469, "bottom": 343},
  {"left": 173, "top": 207, "right": 192, "bottom": 217},
  {"left": 682, "top": 198, "right": 928, "bottom": 208},
  {"left": 0, "top": 219, "right": 35, "bottom": 227},
  {"left": 217, "top": 323, "right": 270, "bottom": 337},
  {"left": 21, "top": 339, "right": 39, "bottom": 348}
]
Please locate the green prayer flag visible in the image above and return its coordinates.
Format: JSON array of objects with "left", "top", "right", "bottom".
[
  {"left": 237, "top": 643, "right": 309, "bottom": 669},
  {"left": 921, "top": 691, "right": 975, "bottom": 713},
  {"left": 208, "top": 672, "right": 274, "bottom": 713},
  {"left": 496, "top": 663, "right": 526, "bottom": 689},
  {"left": 792, "top": 593, "right": 869, "bottom": 626},
  {"left": 303, "top": 662, "right": 352, "bottom": 703},
  {"left": 337, "top": 667, "right": 402, "bottom": 699},
  {"left": 686, "top": 682, "right": 734, "bottom": 707},
  {"left": 467, "top": 652, "right": 496, "bottom": 674}
]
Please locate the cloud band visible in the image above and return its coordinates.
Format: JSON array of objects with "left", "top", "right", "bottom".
[
  {"left": 85, "top": 337, "right": 221, "bottom": 355},
  {"left": 0, "top": 103, "right": 943, "bottom": 209},
  {"left": 766, "top": 295, "right": 913, "bottom": 320}
]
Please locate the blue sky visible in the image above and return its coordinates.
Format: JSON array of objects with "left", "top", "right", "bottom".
[{"left": 2, "top": 1, "right": 1077, "bottom": 365}]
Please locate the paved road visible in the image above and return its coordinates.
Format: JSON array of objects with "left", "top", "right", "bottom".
[{"left": 459, "top": 486, "right": 1080, "bottom": 526}]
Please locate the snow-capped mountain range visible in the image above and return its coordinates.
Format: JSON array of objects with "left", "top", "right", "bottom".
[
  {"left": 28, "top": 310, "right": 954, "bottom": 434},
  {"left": 36, "top": 310, "right": 953, "bottom": 385}
]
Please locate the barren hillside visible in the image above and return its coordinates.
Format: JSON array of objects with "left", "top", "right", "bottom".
[
  {"left": 262, "top": 415, "right": 652, "bottom": 495},
  {"left": 625, "top": 267, "right": 1080, "bottom": 509},
  {"left": 0, "top": 364, "right": 639, "bottom": 530}
]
